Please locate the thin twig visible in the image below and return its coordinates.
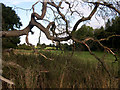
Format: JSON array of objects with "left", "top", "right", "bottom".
[{"left": 40, "top": 53, "right": 54, "bottom": 61}]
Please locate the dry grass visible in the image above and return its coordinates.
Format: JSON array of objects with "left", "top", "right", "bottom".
[{"left": 2, "top": 50, "right": 119, "bottom": 88}]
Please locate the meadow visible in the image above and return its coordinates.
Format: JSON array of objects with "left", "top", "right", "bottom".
[{"left": 2, "top": 49, "right": 119, "bottom": 88}]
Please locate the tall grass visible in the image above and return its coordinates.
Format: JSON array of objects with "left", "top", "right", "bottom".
[{"left": 2, "top": 50, "right": 118, "bottom": 88}]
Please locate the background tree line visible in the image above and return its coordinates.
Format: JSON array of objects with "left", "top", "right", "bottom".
[{"left": 72, "top": 16, "right": 120, "bottom": 51}]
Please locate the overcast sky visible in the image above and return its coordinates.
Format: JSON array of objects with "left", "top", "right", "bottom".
[{"left": 1, "top": 0, "right": 105, "bottom": 45}]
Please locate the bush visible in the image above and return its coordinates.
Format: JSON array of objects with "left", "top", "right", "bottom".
[{"left": 17, "top": 43, "right": 32, "bottom": 50}]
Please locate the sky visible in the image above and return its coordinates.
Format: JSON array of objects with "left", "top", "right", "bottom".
[{"left": 1, "top": 0, "right": 105, "bottom": 45}]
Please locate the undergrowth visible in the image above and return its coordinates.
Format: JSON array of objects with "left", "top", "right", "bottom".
[{"left": 2, "top": 50, "right": 118, "bottom": 88}]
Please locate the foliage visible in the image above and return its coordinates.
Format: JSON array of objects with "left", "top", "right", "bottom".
[
  {"left": 94, "top": 27, "right": 105, "bottom": 39},
  {"left": 74, "top": 24, "right": 94, "bottom": 40},
  {"left": 17, "top": 43, "right": 32, "bottom": 50},
  {"left": 94, "top": 16, "right": 120, "bottom": 49},
  {"left": 37, "top": 43, "right": 46, "bottom": 49},
  {"left": 61, "top": 43, "right": 73, "bottom": 51},
  {"left": 2, "top": 3, "right": 22, "bottom": 49},
  {"left": 105, "top": 16, "right": 120, "bottom": 49},
  {"left": 73, "top": 25, "right": 94, "bottom": 51},
  {"left": 71, "top": 16, "right": 120, "bottom": 51},
  {"left": 44, "top": 47, "right": 56, "bottom": 50}
]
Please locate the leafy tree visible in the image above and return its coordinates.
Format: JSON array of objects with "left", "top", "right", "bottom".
[
  {"left": 105, "top": 19, "right": 111, "bottom": 30},
  {"left": 94, "top": 17, "right": 120, "bottom": 49},
  {"left": 2, "top": 3, "right": 22, "bottom": 49},
  {"left": 41, "top": 43, "right": 46, "bottom": 49},
  {"left": 94, "top": 26, "right": 105, "bottom": 39},
  {"left": 107, "top": 16, "right": 120, "bottom": 34},
  {"left": 105, "top": 16, "right": 120, "bottom": 49},
  {"left": 61, "top": 43, "right": 73, "bottom": 51},
  {"left": 74, "top": 25, "right": 94, "bottom": 51},
  {"left": 93, "top": 27, "right": 106, "bottom": 51},
  {"left": 74, "top": 24, "right": 94, "bottom": 40}
]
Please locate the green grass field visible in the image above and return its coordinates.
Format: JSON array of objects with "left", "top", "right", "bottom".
[{"left": 2, "top": 49, "right": 119, "bottom": 88}]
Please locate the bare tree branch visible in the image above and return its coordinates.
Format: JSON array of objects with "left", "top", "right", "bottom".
[
  {"left": 88, "top": 1, "right": 120, "bottom": 15},
  {"left": 72, "top": 37, "right": 111, "bottom": 77},
  {"left": 0, "top": 23, "right": 33, "bottom": 37},
  {"left": 71, "top": 3, "right": 99, "bottom": 34},
  {"left": 39, "top": 53, "right": 54, "bottom": 61},
  {"left": 99, "top": 35, "right": 120, "bottom": 41},
  {"left": 0, "top": 75, "right": 14, "bottom": 85}
]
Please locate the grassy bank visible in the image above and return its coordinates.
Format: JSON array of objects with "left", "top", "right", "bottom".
[{"left": 2, "top": 50, "right": 118, "bottom": 88}]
